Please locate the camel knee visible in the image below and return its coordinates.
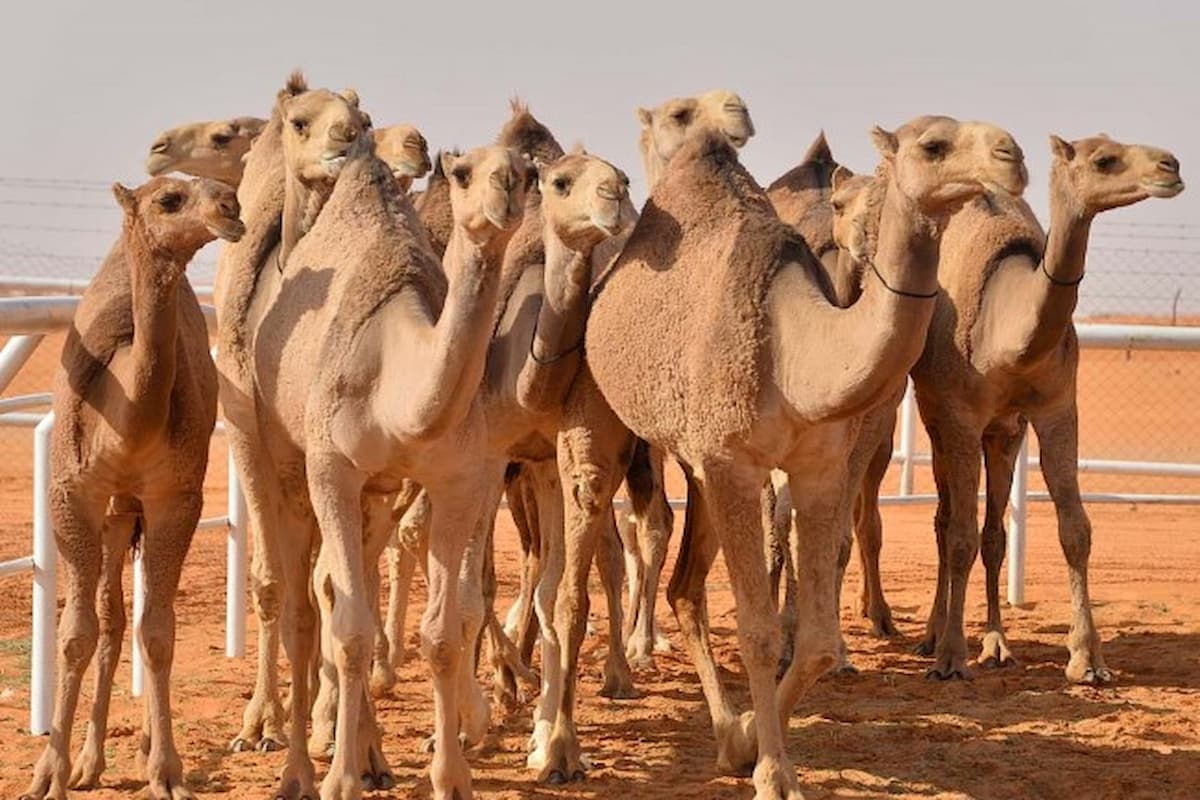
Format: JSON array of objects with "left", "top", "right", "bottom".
[
  {"left": 567, "top": 468, "right": 608, "bottom": 519},
  {"left": 946, "top": 527, "right": 980, "bottom": 573},
  {"left": 1057, "top": 513, "right": 1092, "bottom": 567},
  {"left": 252, "top": 578, "right": 283, "bottom": 622},
  {"left": 138, "top": 609, "right": 175, "bottom": 671},
  {"left": 61, "top": 613, "right": 100, "bottom": 670},
  {"left": 420, "top": 619, "right": 463, "bottom": 679},
  {"left": 980, "top": 522, "right": 1006, "bottom": 568},
  {"left": 737, "top": 623, "right": 781, "bottom": 672}
]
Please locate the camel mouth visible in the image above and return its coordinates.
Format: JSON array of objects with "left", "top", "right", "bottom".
[
  {"left": 145, "top": 155, "right": 171, "bottom": 176},
  {"left": 391, "top": 162, "right": 423, "bottom": 179},
  {"left": 321, "top": 152, "right": 349, "bottom": 175},
  {"left": 1143, "top": 179, "right": 1185, "bottom": 198},
  {"left": 208, "top": 219, "right": 246, "bottom": 243},
  {"left": 726, "top": 131, "right": 749, "bottom": 148}
]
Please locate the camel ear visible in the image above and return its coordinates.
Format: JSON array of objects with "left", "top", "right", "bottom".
[
  {"left": 870, "top": 125, "right": 898, "bottom": 160},
  {"left": 440, "top": 152, "right": 458, "bottom": 182},
  {"left": 523, "top": 157, "right": 539, "bottom": 193},
  {"left": 339, "top": 88, "right": 360, "bottom": 108},
  {"left": 831, "top": 165, "right": 852, "bottom": 192},
  {"left": 803, "top": 130, "right": 833, "bottom": 164},
  {"left": 1050, "top": 134, "right": 1076, "bottom": 162},
  {"left": 112, "top": 183, "right": 136, "bottom": 213},
  {"left": 636, "top": 107, "right": 653, "bottom": 129}
]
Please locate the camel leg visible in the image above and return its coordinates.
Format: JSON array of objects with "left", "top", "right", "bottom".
[
  {"left": 1032, "top": 404, "right": 1111, "bottom": 684},
  {"left": 854, "top": 429, "right": 899, "bottom": 638},
  {"left": 765, "top": 478, "right": 798, "bottom": 677},
  {"left": 596, "top": 516, "right": 636, "bottom": 698},
  {"left": 419, "top": 478, "right": 487, "bottom": 800},
  {"left": 305, "top": 452, "right": 374, "bottom": 800},
  {"left": 69, "top": 509, "right": 136, "bottom": 789},
  {"left": 702, "top": 465, "right": 803, "bottom": 800},
  {"left": 978, "top": 418, "right": 1026, "bottom": 669},
  {"left": 227, "top": 429, "right": 287, "bottom": 754},
  {"left": 454, "top": 478, "right": 505, "bottom": 749},
  {"left": 922, "top": 420, "right": 983, "bottom": 681},
  {"left": 775, "top": 466, "right": 846, "bottom": 719},
  {"left": 22, "top": 487, "right": 103, "bottom": 800},
  {"left": 666, "top": 469, "right": 754, "bottom": 775},
  {"left": 364, "top": 496, "right": 399, "bottom": 698},
  {"left": 137, "top": 492, "right": 203, "bottom": 800},
  {"left": 384, "top": 536, "right": 415, "bottom": 671},
  {"left": 501, "top": 467, "right": 535, "bottom": 640},
  {"left": 525, "top": 461, "right": 568, "bottom": 773},
  {"left": 914, "top": 422, "right": 953, "bottom": 658},
  {"left": 623, "top": 441, "right": 675, "bottom": 666}
]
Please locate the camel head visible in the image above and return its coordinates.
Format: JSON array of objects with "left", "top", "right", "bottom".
[
  {"left": 497, "top": 98, "right": 565, "bottom": 164},
  {"left": 373, "top": 124, "right": 432, "bottom": 191},
  {"left": 636, "top": 89, "right": 754, "bottom": 188},
  {"left": 537, "top": 152, "right": 636, "bottom": 250},
  {"left": 280, "top": 86, "right": 368, "bottom": 186},
  {"left": 830, "top": 167, "right": 876, "bottom": 264},
  {"left": 442, "top": 146, "right": 534, "bottom": 246},
  {"left": 145, "top": 117, "right": 266, "bottom": 186},
  {"left": 112, "top": 176, "right": 244, "bottom": 261},
  {"left": 870, "top": 116, "right": 1028, "bottom": 216},
  {"left": 1049, "top": 134, "right": 1184, "bottom": 214}
]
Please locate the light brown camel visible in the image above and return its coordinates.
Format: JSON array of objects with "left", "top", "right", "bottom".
[
  {"left": 886, "top": 134, "right": 1184, "bottom": 682},
  {"left": 146, "top": 117, "right": 267, "bottom": 187},
  {"left": 253, "top": 110, "right": 531, "bottom": 800},
  {"left": 373, "top": 123, "right": 432, "bottom": 192},
  {"left": 413, "top": 150, "right": 456, "bottom": 259},
  {"left": 617, "top": 89, "right": 757, "bottom": 669},
  {"left": 575, "top": 116, "right": 1026, "bottom": 798},
  {"left": 21, "top": 176, "right": 243, "bottom": 800}
]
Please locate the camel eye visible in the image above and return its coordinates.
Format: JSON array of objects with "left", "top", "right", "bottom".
[
  {"left": 620, "top": 172, "right": 630, "bottom": 188},
  {"left": 552, "top": 176, "right": 571, "bottom": 195},
  {"left": 1093, "top": 155, "right": 1118, "bottom": 171},
  {"left": 451, "top": 165, "right": 471, "bottom": 188},
  {"left": 291, "top": 118, "right": 308, "bottom": 134},
  {"left": 671, "top": 108, "right": 692, "bottom": 125},
  {"left": 211, "top": 132, "right": 232, "bottom": 147},
  {"left": 921, "top": 140, "right": 949, "bottom": 158},
  {"left": 157, "top": 192, "right": 184, "bottom": 212},
  {"left": 831, "top": 200, "right": 845, "bottom": 214}
]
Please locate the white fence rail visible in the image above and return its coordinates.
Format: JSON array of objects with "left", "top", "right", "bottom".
[
  {"left": 0, "top": 294, "right": 244, "bottom": 735},
  {"left": 1, "top": 288, "right": 1198, "bottom": 736}
]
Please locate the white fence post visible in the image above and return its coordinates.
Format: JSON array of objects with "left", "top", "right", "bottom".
[
  {"left": 0, "top": 334, "right": 45, "bottom": 393},
  {"left": 226, "top": 448, "right": 247, "bottom": 658},
  {"left": 30, "top": 410, "right": 55, "bottom": 736},
  {"left": 898, "top": 379, "right": 917, "bottom": 496},
  {"left": 1007, "top": 431, "right": 1030, "bottom": 606},
  {"left": 131, "top": 553, "right": 145, "bottom": 697}
]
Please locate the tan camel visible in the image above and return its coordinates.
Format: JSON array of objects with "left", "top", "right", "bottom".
[
  {"left": 21, "top": 176, "right": 243, "bottom": 800},
  {"left": 146, "top": 117, "right": 267, "bottom": 187},
  {"left": 884, "top": 134, "right": 1184, "bottom": 682},
  {"left": 573, "top": 116, "right": 1026, "bottom": 798},
  {"left": 373, "top": 123, "right": 432, "bottom": 192},
  {"left": 413, "top": 150, "right": 456, "bottom": 259},
  {"left": 249, "top": 98, "right": 530, "bottom": 799},
  {"left": 617, "top": 89, "right": 758, "bottom": 669}
]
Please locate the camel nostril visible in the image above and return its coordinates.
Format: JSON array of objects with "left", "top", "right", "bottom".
[
  {"left": 1159, "top": 156, "right": 1180, "bottom": 174},
  {"left": 992, "top": 146, "right": 1017, "bottom": 163},
  {"left": 151, "top": 140, "right": 169, "bottom": 154}
]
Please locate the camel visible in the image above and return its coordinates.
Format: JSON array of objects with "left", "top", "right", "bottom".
[
  {"left": 617, "top": 89, "right": 757, "bottom": 669},
  {"left": 867, "top": 133, "right": 1183, "bottom": 682},
  {"left": 237, "top": 66, "right": 531, "bottom": 795},
  {"left": 146, "top": 117, "right": 267, "bottom": 187},
  {"left": 575, "top": 115, "right": 1027, "bottom": 798},
  {"left": 373, "top": 124, "right": 432, "bottom": 192},
  {"left": 21, "top": 176, "right": 243, "bottom": 800}
]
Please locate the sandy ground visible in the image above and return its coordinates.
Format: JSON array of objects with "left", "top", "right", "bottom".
[{"left": 0, "top": 339, "right": 1198, "bottom": 798}]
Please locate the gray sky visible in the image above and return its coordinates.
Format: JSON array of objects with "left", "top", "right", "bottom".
[{"left": 1, "top": 0, "right": 1197, "bottom": 311}]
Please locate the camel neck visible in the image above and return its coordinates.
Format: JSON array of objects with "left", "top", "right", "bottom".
[
  {"left": 280, "top": 173, "right": 333, "bottom": 269},
  {"left": 125, "top": 229, "right": 188, "bottom": 436},
  {"left": 1018, "top": 174, "right": 1092, "bottom": 361},
  {"left": 516, "top": 231, "right": 593, "bottom": 412}
]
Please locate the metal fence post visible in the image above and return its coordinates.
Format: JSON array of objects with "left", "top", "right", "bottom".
[
  {"left": 1007, "top": 431, "right": 1030, "bottom": 606},
  {"left": 30, "top": 410, "right": 55, "bottom": 735},
  {"left": 226, "top": 447, "right": 247, "bottom": 658},
  {"left": 0, "top": 334, "right": 45, "bottom": 394},
  {"left": 898, "top": 379, "right": 917, "bottom": 496}
]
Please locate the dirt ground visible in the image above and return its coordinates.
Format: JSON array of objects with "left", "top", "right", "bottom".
[{"left": 0, "top": 339, "right": 1198, "bottom": 799}]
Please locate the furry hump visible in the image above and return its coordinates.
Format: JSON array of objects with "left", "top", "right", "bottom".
[{"left": 586, "top": 128, "right": 808, "bottom": 459}]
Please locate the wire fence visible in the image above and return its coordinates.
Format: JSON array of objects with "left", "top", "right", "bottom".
[{"left": 0, "top": 176, "right": 1197, "bottom": 559}]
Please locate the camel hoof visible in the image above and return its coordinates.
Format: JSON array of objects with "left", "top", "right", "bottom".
[
  {"left": 925, "top": 664, "right": 972, "bottom": 681},
  {"left": 257, "top": 737, "right": 286, "bottom": 753},
  {"left": 230, "top": 737, "right": 256, "bottom": 753},
  {"left": 420, "top": 734, "right": 437, "bottom": 754},
  {"left": 546, "top": 769, "right": 568, "bottom": 785},
  {"left": 599, "top": 678, "right": 639, "bottom": 700},
  {"left": 870, "top": 615, "right": 901, "bottom": 639},
  {"left": 834, "top": 662, "right": 860, "bottom": 676},
  {"left": 361, "top": 771, "right": 396, "bottom": 792},
  {"left": 980, "top": 654, "right": 1018, "bottom": 670},
  {"left": 1078, "top": 666, "right": 1115, "bottom": 685}
]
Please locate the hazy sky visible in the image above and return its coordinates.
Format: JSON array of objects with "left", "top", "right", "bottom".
[{"left": 1, "top": 0, "right": 1197, "bottom": 289}]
